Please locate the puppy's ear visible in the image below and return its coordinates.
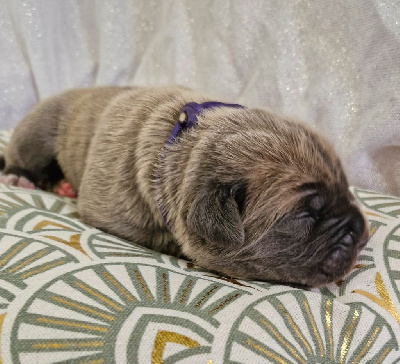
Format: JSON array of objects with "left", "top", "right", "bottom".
[{"left": 187, "top": 184, "right": 245, "bottom": 246}]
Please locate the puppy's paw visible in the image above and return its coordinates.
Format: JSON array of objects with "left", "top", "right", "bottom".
[
  {"left": 0, "top": 174, "right": 36, "bottom": 189},
  {"left": 53, "top": 180, "right": 77, "bottom": 198}
]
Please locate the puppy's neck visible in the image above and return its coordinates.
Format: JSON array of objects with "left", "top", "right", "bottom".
[{"left": 156, "top": 101, "right": 244, "bottom": 229}]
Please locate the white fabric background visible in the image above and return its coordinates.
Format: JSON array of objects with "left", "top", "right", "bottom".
[{"left": 0, "top": 0, "right": 399, "bottom": 195}]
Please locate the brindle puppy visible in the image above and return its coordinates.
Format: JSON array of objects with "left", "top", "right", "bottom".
[{"left": 0, "top": 86, "right": 369, "bottom": 287}]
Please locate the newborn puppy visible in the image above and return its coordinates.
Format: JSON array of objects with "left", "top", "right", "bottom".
[{"left": 0, "top": 86, "right": 369, "bottom": 287}]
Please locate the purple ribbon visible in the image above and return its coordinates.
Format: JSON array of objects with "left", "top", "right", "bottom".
[
  {"left": 166, "top": 101, "right": 244, "bottom": 146},
  {"left": 158, "top": 101, "right": 245, "bottom": 227}
]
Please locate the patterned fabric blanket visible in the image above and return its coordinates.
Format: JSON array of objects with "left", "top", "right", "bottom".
[{"left": 0, "top": 129, "right": 399, "bottom": 363}]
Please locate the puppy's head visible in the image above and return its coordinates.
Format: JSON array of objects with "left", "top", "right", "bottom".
[{"left": 180, "top": 108, "right": 369, "bottom": 287}]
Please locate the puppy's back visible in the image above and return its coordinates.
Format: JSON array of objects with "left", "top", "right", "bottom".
[{"left": 3, "top": 87, "right": 131, "bottom": 190}]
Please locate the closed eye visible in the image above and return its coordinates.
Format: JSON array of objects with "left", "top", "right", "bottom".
[
  {"left": 296, "top": 212, "right": 318, "bottom": 234},
  {"left": 297, "top": 211, "right": 317, "bottom": 221}
]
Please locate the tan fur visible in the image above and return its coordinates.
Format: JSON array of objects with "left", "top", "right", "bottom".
[{"left": 1, "top": 86, "right": 369, "bottom": 287}]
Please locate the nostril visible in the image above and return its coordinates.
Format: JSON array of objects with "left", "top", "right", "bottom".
[
  {"left": 348, "top": 208, "right": 369, "bottom": 250},
  {"left": 350, "top": 210, "right": 365, "bottom": 235},
  {"left": 343, "top": 207, "right": 369, "bottom": 249}
]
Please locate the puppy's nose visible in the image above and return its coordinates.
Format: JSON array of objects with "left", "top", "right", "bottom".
[
  {"left": 348, "top": 206, "right": 369, "bottom": 251},
  {"left": 356, "top": 216, "right": 369, "bottom": 252}
]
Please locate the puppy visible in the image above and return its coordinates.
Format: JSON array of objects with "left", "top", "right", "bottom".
[{"left": 0, "top": 86, "right": 369, "bottom": 287}]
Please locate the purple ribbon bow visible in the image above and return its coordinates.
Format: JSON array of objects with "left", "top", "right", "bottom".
[{"left": 166, "top": 101, "right": 244, "bottom": 146}]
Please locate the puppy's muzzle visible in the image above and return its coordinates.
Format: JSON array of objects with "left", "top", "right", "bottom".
[{"left": 321, "top": 206, "right": 369, "bottom": 281}]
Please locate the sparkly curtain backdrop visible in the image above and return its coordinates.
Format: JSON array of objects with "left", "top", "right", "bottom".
[{"left": 0, "top": 0, "right": 399, "bottom": 195}]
